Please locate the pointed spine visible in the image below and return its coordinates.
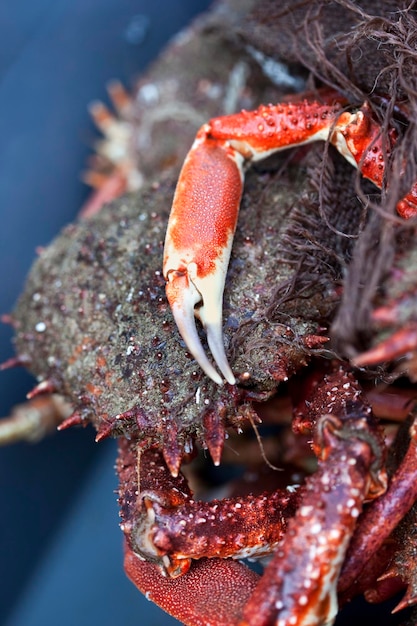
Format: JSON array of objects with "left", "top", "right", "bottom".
[
  {"left": 95, "top": 420, "right": 114, "bottom": 442},
  {"left": 26, "top": 379, "right": 56, "bottom": 399},
  {"left": 161, "top": 421, "right": 184, "bottom": 477},
  {"left": 58, "top": 413, "right": 84, "bottom": 431},
  {"left": 202, "top": 408, "right": 225, "bottom": 466},
  {"left": 0, "top": 355, "right": 30, "bottom": 371}
]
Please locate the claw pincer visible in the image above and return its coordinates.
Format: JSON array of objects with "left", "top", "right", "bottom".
[{"left": 163, "top": 125, "right": 245, "bottom": 385}]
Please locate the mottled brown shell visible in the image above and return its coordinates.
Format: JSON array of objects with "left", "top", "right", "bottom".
[{"left": 12, "top": 153, "right": 352, "bottom": 467}]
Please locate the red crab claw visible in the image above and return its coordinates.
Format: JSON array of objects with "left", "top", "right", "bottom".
[
  {"left": 164, "top": 91, "right": 417, "bottom": 384},
  {"left": 163, "top": 126, "right": 245, "bottom": 385}
]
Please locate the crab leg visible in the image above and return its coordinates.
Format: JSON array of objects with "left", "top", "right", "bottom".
[
  {"left": 239, "top": 366, "right": 386, "bottom": 626},
  {"left": 118, "top": 440, "right": 300, "bottom": 579},
  {"left": 118, "top": 439, "right": 274, "bottom": 625},
  {"left": 339, "top": 415, "right": 417, "bottom": 597},
  {"left": 0, "top": 394, "right": 72, "bottom": 445},
  {"left": 136, "top": 476, "right": 300, "bottom": 578},
  {"left": 241, "top": 416, "right": 373, "bottom": 626},
  {"left": 163, "top": 94, "right": 415, "bottom": 384},
  {"left": 163, "top": 128, "right": 245, "bottom": 385}
]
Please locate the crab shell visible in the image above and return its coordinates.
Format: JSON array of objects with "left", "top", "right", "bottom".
[{"left": 12, "top": 148, "right": 348, "bottom": 474}]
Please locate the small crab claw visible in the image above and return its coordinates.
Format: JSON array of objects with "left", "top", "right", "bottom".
[{"left": 163, "top": 127, "right": 245, "bottom": 385}]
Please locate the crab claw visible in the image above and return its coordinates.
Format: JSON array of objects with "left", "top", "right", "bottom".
[
  {"left": 164, "top": 93, "right": 417, "bottom": 384},
  {"left": 165, "top": 262, "right": 235, "bottom": 386},
  {"left": 163, "top": 127, "right": 244, "bottom": 385}
]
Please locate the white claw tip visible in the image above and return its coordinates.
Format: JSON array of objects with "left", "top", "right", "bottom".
[{"left": 165, "top": 267, "right": 236, "bottom": 386}]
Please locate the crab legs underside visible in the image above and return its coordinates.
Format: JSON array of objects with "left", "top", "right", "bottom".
[
  {"left": 163, "top": 92, "right": 417, "bottom": 385},
  {"left": 120, "top": 367, "right": 391, "bottom": 625}
]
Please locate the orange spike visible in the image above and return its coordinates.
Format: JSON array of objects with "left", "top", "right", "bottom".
[
  {"left": 27, "top": 379, "right": 56, "bottom": 399},
  {"left": 88, "top": 101, "right": 116, "bottom": 133},
  {"left": 353, "top": 325, "right": 417, "bottom": 366},
  {"left": 202, "top": 409, "right": 225, "bottom": 466},
  {"left": 1, "top": 313, "right": 16, "bottom": 327},
  {"left": 0, "top": 355, "right": 30, "bottom": 371},
  {"left": 57, "top": 413, "right": 83, "bottom": 431},
  {"left": 82, "top": 170, "right": 111, "bottom": 189},
  {"left": 107, "top": 80, "right": 132, "bottom": 114},
  {"left": 392, "top": 586, "right": 417, "bottom": 613},
  {"left": 95, "top": 421, "right": 114, "bottom": 442},
  {"left": 79, "top": 171, "right": 128, "bottom": 218}
]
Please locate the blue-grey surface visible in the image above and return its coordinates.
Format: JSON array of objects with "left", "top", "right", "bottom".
[
  {"left": 0, "top": 1, "right": 210, "bottom": 623},
  {"left": 6, "top": 441, "right": 180, "bottom": 626}
]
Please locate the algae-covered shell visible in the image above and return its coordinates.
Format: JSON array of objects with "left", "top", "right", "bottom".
[{"left": 13, "top": 157, "right": 341, "bottom": 471}]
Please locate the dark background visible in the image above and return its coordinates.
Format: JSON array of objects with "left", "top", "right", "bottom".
[{"left": 0, "top": 2, "right": 210, "bottom": 624}]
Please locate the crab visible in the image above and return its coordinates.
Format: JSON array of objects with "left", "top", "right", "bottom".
[
  {"left": 4, "top": 86, "right": 417, "bottom": 626},
  {"left": 4, "top": 1, "right": 417, "bottom": 625}
]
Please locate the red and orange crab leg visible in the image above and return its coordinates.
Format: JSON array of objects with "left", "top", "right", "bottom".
[
  {"left": 118, "top": 441, "right": 300, "bottom": 578},
  {"left": 163, "top": 94, "right": 417, "bottom": 384}
]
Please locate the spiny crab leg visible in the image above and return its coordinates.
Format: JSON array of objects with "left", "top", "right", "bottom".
[
  {"left": 339, "top": 415, "right": 417, "bottom": 598},
  {"left": 119, "top": 440, "right": 262, "bottom": 625},
  {"left": 164, "top": 92, "right": 415, "bottom": 384}
]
